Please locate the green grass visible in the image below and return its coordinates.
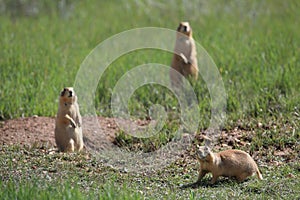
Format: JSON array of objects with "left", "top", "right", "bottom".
[
  {"left": 0, "top": 145, "right": 299, "bottom": 199},
  {"left": 0, "top": 179, "right": 143, "bottom": 200},
  {"left": 0, "top": 0, "right": 299, "bottom": 123},
  {"left": 0, "top": 0, "right": 300, "bottom": 199}
]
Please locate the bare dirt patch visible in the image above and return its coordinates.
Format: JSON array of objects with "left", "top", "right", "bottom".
[
  {"left": 0, "top": 116, "right": 119, "bottom": 148},
  {"left": 0, "top": 116, "right": 55, "bottom": 146},
  {"left": 0, "top": 116, "right": 298, "bottom": 165}
]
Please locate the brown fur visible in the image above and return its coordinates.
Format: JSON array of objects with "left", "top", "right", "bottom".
[
  {"left": 170, "top": 22, "right": 198, "bottom": 87},
  {"left": 55, "top": 87, "right": 83, "bottom": 152},
  {"left": 196, "top": 146, "right": 263, "bottom": 184}
]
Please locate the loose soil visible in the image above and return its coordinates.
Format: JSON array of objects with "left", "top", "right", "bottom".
[
  {"left": 0, "top": 116, "right": 118, "bottom": 148},
  {"left": 0, "top": 116, "right": 298, "bottom": 165}
]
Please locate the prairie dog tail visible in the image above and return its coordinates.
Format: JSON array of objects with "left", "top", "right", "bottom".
[
  {"left": 256, "top": 169, "right": 263, "bottom": 180},
  {"left": 65, "top": 114, "right": 76, "bottom": 128}
]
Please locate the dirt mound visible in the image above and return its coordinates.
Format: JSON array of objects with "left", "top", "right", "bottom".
[
  {"left": 0, "top": 116, "right": 298, "bottom": 165},
  {"left": 0, "top": 116, "right": 119, "bottom": 148}
]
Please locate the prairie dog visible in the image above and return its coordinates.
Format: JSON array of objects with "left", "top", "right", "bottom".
[
  {"left": 55, "top": 87, "right": 83, "bottom": 152},
  {"left": 196, "top": 146, "right": 263, "bottom": 184},
  {"left": 170, "top": 22, "right": 198, "bottom": 87}
]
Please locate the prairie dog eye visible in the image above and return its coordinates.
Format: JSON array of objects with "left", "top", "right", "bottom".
[
  {"left": 61, "top": 88, "right": 67, "bottom": 96},
  {"left": 204, "top": 146, "right": 210, "bottom": 151}
]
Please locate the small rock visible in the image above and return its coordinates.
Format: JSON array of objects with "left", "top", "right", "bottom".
[{"left": 286, "top": 173, "right": 296, "bottom": 178}]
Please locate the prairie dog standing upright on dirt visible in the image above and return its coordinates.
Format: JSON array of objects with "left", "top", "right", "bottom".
[
  {"left": 196, "top": 146, "right": 263, "bottom": 184},
  {"left": 55, "top": 87, "right": 83, "bottom": 152},
  {"left": 170, "top": 22, "right": 198, "bottom": 87}
]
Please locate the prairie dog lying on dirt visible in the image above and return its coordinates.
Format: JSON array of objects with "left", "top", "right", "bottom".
[
  {"left": 196, "top": 146, "right": 263, "bottom": 184},
  {"left": 170, "top": 22, "right": 198, "bottom": 87},
  {"left": 55, "top": 87, "right": 83, "bottom": 152}
]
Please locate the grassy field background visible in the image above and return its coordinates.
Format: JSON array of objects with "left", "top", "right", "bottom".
[{"left": 0, "top": 0, "right": 299, "bottom": 199}]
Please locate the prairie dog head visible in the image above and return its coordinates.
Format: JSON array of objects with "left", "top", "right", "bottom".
[
  {"left": 59, "top": 87, "right": 77, "bottom": 106},
  {"left": 177, "top": 22, "right": 192, "bottom": 37},
  {"left": 196, "top": 145, "right": 212, "bottom": 160}
]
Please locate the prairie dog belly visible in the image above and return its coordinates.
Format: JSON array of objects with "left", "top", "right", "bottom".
[
  {"left": 55, "top": 87, "right": 84, "bottom": 152},
  {"left": 175, "top": 38, "right": 192, "bottom": 59},
  {"left": 170, "top": 22, "right": 198, "bottom": 87}
]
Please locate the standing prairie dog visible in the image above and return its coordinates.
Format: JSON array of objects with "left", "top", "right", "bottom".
[
  {"left": 170, "top": 22, "right": 198, "bottom": 87},
  {"left": 55, "top": 87, "right": 84, "bottom": 152},
  {"left": 196, "top": 146, "right": 263, "bottom": 184}
]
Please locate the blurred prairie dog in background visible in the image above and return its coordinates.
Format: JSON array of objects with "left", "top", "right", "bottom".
[
  {"left": 55, "top": 87, "right": 83, "bottom": 152},
  {"left": 170, "top": 22, "right": 198, "bottom": 87},
  {"left": 196, "top": 146, "right": 263, "bottom": 184}
]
